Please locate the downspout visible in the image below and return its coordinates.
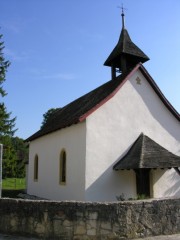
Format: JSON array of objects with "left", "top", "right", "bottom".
[{"left": 174, "top": 167, "right": 180, "bottom": 176}]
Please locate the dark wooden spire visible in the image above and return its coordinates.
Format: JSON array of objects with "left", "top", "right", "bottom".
[{"left": 104, "top": 9, "right": 149, "bottom": 79}]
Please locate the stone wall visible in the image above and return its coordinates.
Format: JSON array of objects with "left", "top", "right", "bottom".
[{"left": 0, "top": 198, "right": 179, "bottom": 239}]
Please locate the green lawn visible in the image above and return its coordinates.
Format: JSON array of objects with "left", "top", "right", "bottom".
[{"left": 2, "top": 178, "right": 26, "bottom": 190}]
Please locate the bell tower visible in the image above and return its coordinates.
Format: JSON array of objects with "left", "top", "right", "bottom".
[{"left": 104, "top": 8, "right": 149, "bottom": 79}]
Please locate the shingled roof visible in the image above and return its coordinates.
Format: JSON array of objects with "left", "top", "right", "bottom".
[
  {"left": 104, "top": 28, "right": 149, "bottom": 69},
  {"left": 26, "top": 64, "right": 180, "bottom": 142},
  {"left": 113, "top": 133, "right": 180, "bottom": 170},
  {"left": 26, "top": 68, "right": 130, "bottom": 141}
]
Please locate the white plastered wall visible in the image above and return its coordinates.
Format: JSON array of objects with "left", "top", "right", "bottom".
[
  {"left": 27, "top": 121, "right": 86, "bottom": 200},
  {"left": 151, "top": 169, "right": 180, "bottom": 198},
  {"left": 85, "top": 69, "right": 180, "bottom": 201}
]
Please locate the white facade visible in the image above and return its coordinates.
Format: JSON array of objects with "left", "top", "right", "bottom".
[
  {"left": 85, "top": 69, "right": 180, "bottom": 200},
  {"left": 27, "top": 122, "right": 86, "bottom": 200},
  {"left": 27, "top": 69, "right": 180, "bottom": 201}
]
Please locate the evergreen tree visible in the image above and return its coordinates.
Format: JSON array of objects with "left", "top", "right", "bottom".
[
  {"left": 0, "top": 103, "right": 16, "bottom": 137},
  {"left": 0, "top": 34, "right": 9, "bottom": 98},
  {"left": 0, "top": 34, "right": 16, "bottom": 137},
  {"left": 0, "top": 33, "right": 17, "bottom": 178}
]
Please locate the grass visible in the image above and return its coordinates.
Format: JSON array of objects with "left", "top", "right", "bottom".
[
  {"left": 1, "top": 178, "right": 26, "bottom": 198},
  {"left": 2, "top": 178, "right": 26, "bottom": 190}
]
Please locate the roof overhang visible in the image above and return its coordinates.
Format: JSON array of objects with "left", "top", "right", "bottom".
[
  {"left": 26, "top": 64, "right": 179, "bottom": 142},
  {"left": 113, "top": 133, "right": 180, "bottom": 170}
]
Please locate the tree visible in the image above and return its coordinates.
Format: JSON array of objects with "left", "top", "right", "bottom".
[
  {"left": 2, "top": 135, "right": 17, "bottom": 178},
  {"left": 41, "top": 108, "right": 59, "bottom": 129},
  {"left": 0, "top": 103, "right": 16, "bottom": 137},
  {"left": 0, "top": 33, "right": 17, "bottom": 178},
  {"left": 0, "top": 34, "right": 16, "bottom": 137},
  {"left": 0, "top": 34, "right": 9, "bottom": 97},
  {"left": 2, "top": 136, "right": 28, "bottom": 179},
  {"left": 11, "top": 137, "right": 28, "bottom": 178}
]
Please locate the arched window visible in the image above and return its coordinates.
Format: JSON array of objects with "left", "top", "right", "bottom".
[
  {"left": 60, "top": 150, "right": 66, "bottom": 185},
  {"left": 34, "top": 155, "right": 39, "bottom": 181}
]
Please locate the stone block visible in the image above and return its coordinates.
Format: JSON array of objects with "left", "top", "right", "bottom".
[
  {"left": 53, "top": 220, "right": 64, "bottom": 235},
  {"left": 76, "top": 212, "right": 84, "bottom": 218},
  {"left": 100, "top": 228, "right": 111, "bottom": 235},
  {"left": 87, "top": 228, "right": 96, "bottom": 236},
  {"left": 35, "top": 223, "right": 46, "bottom": 235},
  {"left": 88, "top": 212, "right": 98, "bottom": 220},
  {"left": 87, "top": 219, "right": 97, "bottom": 228},
  {"left": 101, "top": 222, "right": 111, "bottom": 230},
  {"left": 63, "top": 220, "right": 72, "bottom": 227},
  {"left": 74, "top": 225, "right": 86, "bottom": 235}
]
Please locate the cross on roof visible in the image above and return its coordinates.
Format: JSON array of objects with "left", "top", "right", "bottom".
[
  {"left": 117, "top": 4, "right": 127, "bottom": 16},
  {"left": 117, "top": 4, "right": 127, "bottom": 29}
]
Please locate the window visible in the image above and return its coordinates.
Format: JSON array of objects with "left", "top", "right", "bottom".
[
  {"left": 34, "top": 155, "right": 39, "bottom": 181},
  {"left": 59, "top": 150, "right": 66, "bottom": 185}
]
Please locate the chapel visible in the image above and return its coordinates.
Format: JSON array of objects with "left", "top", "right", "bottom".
[{"left": 26, "top": 10, "right": 180, "bottom": 201}]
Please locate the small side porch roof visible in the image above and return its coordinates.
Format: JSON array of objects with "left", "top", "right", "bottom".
[{"left": 113, "top": 133, "right": 180, "bottom": 170}]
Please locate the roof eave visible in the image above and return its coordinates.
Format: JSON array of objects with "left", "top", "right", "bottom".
[
  {"left": 139, "top": 65, "right": 180, "bottom": 122},
  {"left": 79, "top": 63, "right": 142, "bottom": 122}
]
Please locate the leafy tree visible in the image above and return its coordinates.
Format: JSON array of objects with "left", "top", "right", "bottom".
[
  {"left": 12, "top": 137, "right": 28, "bottom": 178},
  {"left": 41, "top": 108, "right": 59, "bottom": 129},
  {"left": 2, "top": 135, "right": 16, "bottom": 178},
  {"left": 2, "top": 136, "right": 28, "bottom": 179}
]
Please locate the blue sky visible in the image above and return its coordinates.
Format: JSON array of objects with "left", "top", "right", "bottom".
[{"left": 1, "top": 0, "right": 180, "bottom": 139}]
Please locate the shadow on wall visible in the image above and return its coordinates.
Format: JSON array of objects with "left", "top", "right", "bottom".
[
  {"left": 131, "top": 78, "right": 180, "bottom": 142},
  {"left": 164, "top": 169, "right": 180, "bottom": 197},
  {"left": 85, "top": 158, "right": 136, "bottom": 201}
]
